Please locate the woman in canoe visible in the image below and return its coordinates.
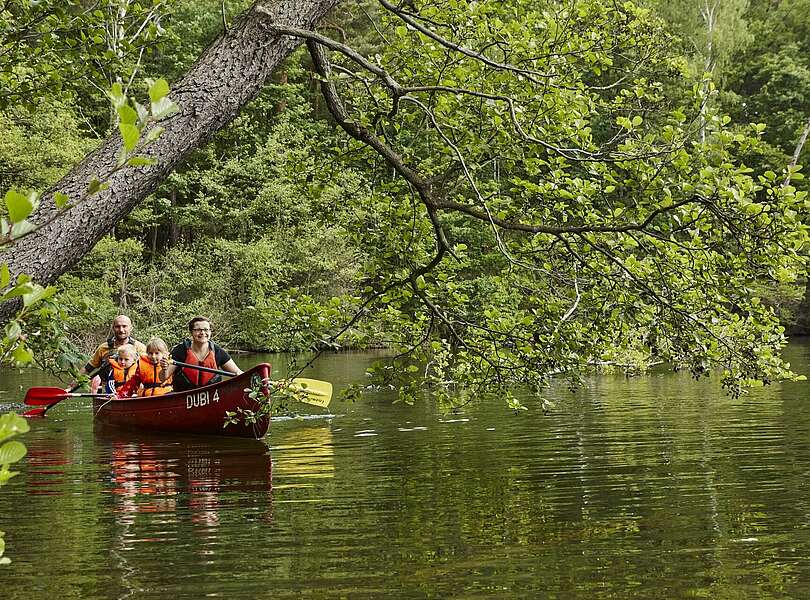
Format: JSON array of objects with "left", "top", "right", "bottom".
[{"left": 164, "top": 316, "right": 242, "bottom": 391}]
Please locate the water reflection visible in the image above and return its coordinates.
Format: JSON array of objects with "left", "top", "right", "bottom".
[
  {"left": 6, "top": 349, "right": 810, "bottom": 597},
  {"left": 95, "top": 427, "right": 274, "bottom": 531},
  {"left": 25, "top": 439, "right": 73, "bottom": 496},
  {"left": 271, "top": 425, "right": 335, "bottom": 491}
]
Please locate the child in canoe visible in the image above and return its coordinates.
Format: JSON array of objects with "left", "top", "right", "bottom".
[
  {"left": 98, "top": 343, "right": 139, "bottom": 395},
  {"left": 116, "top": 338, "right": 174, "bottom": 398}
]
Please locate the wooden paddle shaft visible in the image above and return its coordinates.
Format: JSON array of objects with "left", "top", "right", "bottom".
[{"left": 170, "top": 359, "right": 234, "bottom": 378}]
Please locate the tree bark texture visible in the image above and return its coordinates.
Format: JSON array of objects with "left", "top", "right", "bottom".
[{"left": 4, "top": 0, "right": 339, "bottom": 293}]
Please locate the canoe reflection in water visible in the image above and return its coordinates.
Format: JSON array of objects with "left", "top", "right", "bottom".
[{"left": 97, "top": 426, "right": 273, "bottom": 529}]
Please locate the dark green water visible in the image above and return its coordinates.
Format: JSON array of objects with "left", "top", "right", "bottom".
[{"left": 2, "top": 346, "right": 810, "bottom": 598}]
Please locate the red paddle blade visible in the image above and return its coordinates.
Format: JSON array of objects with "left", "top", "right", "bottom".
[
  {"left": 23, "top": 407, "right": 48, "bottom": 418},
  {"left": 24, "top": 386, "right": 70, "bottom": 406}
]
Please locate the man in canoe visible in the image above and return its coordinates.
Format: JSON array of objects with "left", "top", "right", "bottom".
[
  {"left": 81, "top": 314, "right": 147, "bottom": 376},
  {"left": 164, "top": 316, "right": 242, "bottom": 391}
]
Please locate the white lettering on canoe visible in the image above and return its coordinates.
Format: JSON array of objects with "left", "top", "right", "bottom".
[
  {"left": 186, "top": 391, "right": 210, "bottom": 409},
  {"left": 213, "top": 390, "right": 220, "bottom": 403}
]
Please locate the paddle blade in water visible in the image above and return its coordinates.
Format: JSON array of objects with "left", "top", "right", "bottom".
[
  {"left": 289, "top": 378, "right": 333, "bottom": 408},
  {"left": 23, "top": 407, "right": 48, "bottom": 418}
]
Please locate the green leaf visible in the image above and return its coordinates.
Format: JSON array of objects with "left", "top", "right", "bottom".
[
  {"left": 151, "top": 97, "right": 178, "bottom": 120},
  {"left": 22, "top": 284, "right": 56, "bottom": 307},
  {"left": 4, "top": 320, "right": 21, "bottom": 341},
  {"left": 144, "top": 126, "right": 164, "bottom": 144},
  {"left": 10, "top": 220, "right": 35, "bottom": 239},
  {"left": 116, "top": 146, "right": 128, "bottom": 167},
  {"left": 109, "top": 82, "right": 126, "bottom": 108},
  {"left": 0, "top": 413, "right": 29, "bottom": 443},
  {"left": 0, "top": 465, "right": 18, "bottom": 486},
  {"left": 0, "top": 282, "right": 34, "bottom": 302},
  {"left": 134, "top": 101, "right": 149, "bottom": 126},
  {"left": 616, "top": 116, "right": 633, "bottom": 130},
  {"left": 117, "top": 104, "right": 138, "bottom": 125},
  {"left": 0, "top": 264, "right": 8, "bottom": 289},
  {"left": 127, "top": 156, "right": 155, "bottom": 167},
  {"left": 4, "top": 190, "right": 34, "bottom": 224},
  {"left": 87, "top": 178, "right": 103, "bottom": 194},
  {"left": 53, "top": 192, "right": 70, "bottom": 209},
  {"left": 119, "top": 123, "right": 139, "bottom": 152},
  {"left": 148, "top": 78, "right": 170, "bottom": 103},
  {"left": 11, "top": 345, "right": 33, "bottom": 364},
  {"left": 0, "top": 441, "right": 27, "bottom": 465}
]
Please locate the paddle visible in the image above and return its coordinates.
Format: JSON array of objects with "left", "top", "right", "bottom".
[
  {"left": 23, "top": 362, "right": 108, "bottom": 418},
  {"left": 24, "top": 387, "right": 110, "bottom": 406},
  {"left": 170, "top": 359, "right": 235, "bottom": 378},
  {"left": 172, "top": 360, "right": 332, "bottom": 407},
  {"left": 279, "top": 378, "right": 333, "bottom": 408}
]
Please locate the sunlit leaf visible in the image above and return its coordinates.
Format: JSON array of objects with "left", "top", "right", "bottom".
[
  {"left": 53, "top": 192, "right": 70, "bottom": 209},
  {"left": 119, "top": 123, "right": 139, "bottom": 152},
  {"left": 117, "top": 104, "right": 138, "bottom": 125},
  {"left": 148, "top": 78, "right": 170, "bottom": 103},
  {"left": 126, "top": 156, "right": 155, "bottom": 168},
  {"left": 151, "top": 97, "right": 178, "bottom": 120},
  {"left": 4, "top": 191, "right": 33, "bottom": 224},
  {"left": 0, "top": 441, "right": 27, "bottom": 465}
]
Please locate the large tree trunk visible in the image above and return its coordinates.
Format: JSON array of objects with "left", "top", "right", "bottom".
[{"left": 3, "top": 0, "right": 338, "bottom": 319}]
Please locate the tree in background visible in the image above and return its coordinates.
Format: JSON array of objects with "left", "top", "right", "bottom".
[
  {"left": 722, "top": 0, "right": 810, "bottom": 157},
  {"left": 719, "top": 0, "right": 810, "bottom": 331},
  {"left": 642, "top": 0, "right": 810, "bottom": 331},
  {"left": 644, "top": 0, "right": 752, "bottom": 141}
]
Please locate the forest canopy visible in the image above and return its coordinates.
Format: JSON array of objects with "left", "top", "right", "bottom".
[{"left": 1, "top": 0, "right": 809, "bottom": 405}]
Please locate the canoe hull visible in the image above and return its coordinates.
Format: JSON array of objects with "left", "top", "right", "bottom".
[{"left": 93, "top": 363, "right": 271, "bottom": 439}]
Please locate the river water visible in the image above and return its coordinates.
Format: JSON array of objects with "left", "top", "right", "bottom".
[{"left": 2, "top": 345, "right": 810, "bottom": 598}]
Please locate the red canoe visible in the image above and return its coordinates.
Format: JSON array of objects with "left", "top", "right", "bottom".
[{"left": 93, "top": 363, "right": 272, "bottom": 439}]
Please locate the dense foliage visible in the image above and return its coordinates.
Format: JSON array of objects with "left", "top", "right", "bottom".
[{"left": 1, "top": 0, "right": 809, "bottom": 406}]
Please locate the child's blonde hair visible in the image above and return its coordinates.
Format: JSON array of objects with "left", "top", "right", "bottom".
[
  {"left": 146, "top": 337, "right": 169, "bottom": 354},
  {"left": 116, "top": 344, "right": 138, "bottom": 359}
]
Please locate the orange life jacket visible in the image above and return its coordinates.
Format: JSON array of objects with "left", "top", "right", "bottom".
[
  {"left": 137, "top": 356, "right": 173, "bottom": 396},
  {"left": 182, "top": 343, "right": 219, "bottom": 387},
  {"left": 106, "top": 358, "right": 138, "bottom": 390}
]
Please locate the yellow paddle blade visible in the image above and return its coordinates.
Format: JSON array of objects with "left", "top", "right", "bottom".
[{"left": 289, "top": 378, "right": 333, "bottom": 408}]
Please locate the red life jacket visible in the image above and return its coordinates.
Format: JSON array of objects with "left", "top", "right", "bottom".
[
  {"left": 138, "top": 356, "right": 172, "bottom": 396},
  {"left": 107, "top": 358, "right": 138, "bottom": 390},
  {"left": 182, "top": 343, "right": 219, "bottom": 387}
]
